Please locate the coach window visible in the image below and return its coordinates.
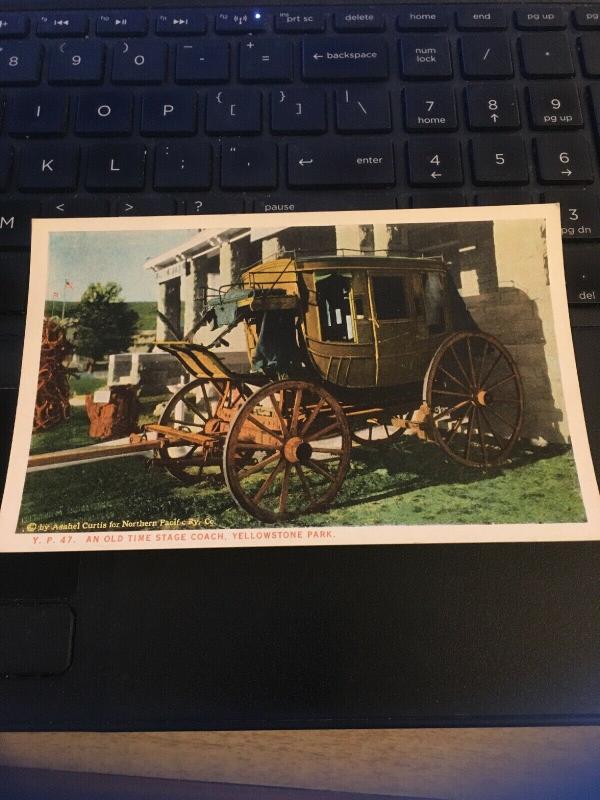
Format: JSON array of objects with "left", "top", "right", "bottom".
[
  {"left": 422, "top": 272, "right": 446, "bottom": 333},
  {"left": 315, "top": 272, "right": 355, "bottom": 342},
  {"left": 371, "top": 275, "right": 409, "bottom": 321}
]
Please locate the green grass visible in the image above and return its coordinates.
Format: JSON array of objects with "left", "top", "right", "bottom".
[
  {"left": 18, "top": 438, "right": 586, "bottom": 532},
  {"left": 69, "top": 373, "right": 105, "bottom": 397}
]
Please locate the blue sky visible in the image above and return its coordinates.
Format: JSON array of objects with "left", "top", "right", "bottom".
[{"left": 47, "top": 229, "right": 198, "bottom": 302}]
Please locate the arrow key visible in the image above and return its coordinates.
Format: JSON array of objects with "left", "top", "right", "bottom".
[
  {"left": 407, "top": 138, "right": 463, "bottom": 186},
  {"left": 535, "top": 135, "right": 593, "bottom": 183}
]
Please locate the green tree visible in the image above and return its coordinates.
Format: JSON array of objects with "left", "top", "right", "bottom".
[{"left": 73, "top": 282, "right": 139, "bottom": 367}]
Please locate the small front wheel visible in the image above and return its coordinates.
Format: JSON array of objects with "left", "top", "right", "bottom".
[{"left": 223, "top": 380, "right": 351, "bottom": 522}]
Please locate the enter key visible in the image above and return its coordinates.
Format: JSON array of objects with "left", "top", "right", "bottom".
[{"left": 287, "top": 140, "right": 395, "bottom": 187}]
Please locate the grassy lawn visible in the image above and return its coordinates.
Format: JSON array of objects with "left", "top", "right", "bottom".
[{"left": 19, "top": 437, "right": 586, "bottom": 531}]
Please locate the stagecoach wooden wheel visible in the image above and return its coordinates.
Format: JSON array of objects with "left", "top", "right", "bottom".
[
  {"left": 423, "top": 331, "right": 524, "bottom": 468},
  {"left": 158, "top": 378, "right": 250, "bottom": 485},
  {"left": 223, "top": 380, "right": 351, "bottom": 523}
]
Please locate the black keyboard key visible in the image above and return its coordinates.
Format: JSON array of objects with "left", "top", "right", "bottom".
[
  {"left": 456, "top": 8, "right": 507, "bottom": 30},
  {"left": 184, "top": 197, "right": 245, "bottom": 214},
  {"left": 154, "top": 142, "right": 211, "bottom": 190},
  {"left": 0, "top": 143, "right": 13, "bottom": 189},
  {"left": 112, "top": 41, "right": 167, "bottom": 85},
  {"left": 411, "top": 191, "right": 466, "bottom": 207},
  {"left": 515, "top": 8, "right": 566, "bottom": 30},
  {"left": 470, "top": 135, "right": 529, "bottom": 184},
  {"left": 519, "top": 33, "right": 574, "bottom": 77},
  {"left": 175, "top": 42, "right": 230, "bottom": 84},
  {"left": 221, "top": 141, "right": 277, "bottom": 189},
  {"left": 399, "top": 34, "right": 452, "bottom": 79},
  {"left": 76, "top": 92, "right": 133, "bottom": 136},
  {"left": 274, "top": 11, "right": 325, "bottom": 32},
  {"left": 0, "top": 253, "right": 28, "bottom": 311},
  {"left": 574, "top": 7, "right": 600, "bottom": 29},
  {"left": 579, "top": 34, "right": 600, "bottom": 77},
  {"left": 37, "top": 14, "right": 88, "bottom": 38},
  {"left": 0, "top": 15, "right": 28, "bottom": 39},
  {"left": 535, "top": 135, "right": 594, "bottom": 183},
  {"left": 7, "top": 92, "right": 69, "bottom": 136},
  {"left": 302, "top": 36, "right": 389, "bottom": 81},
  {"left": 215, "top": 10, "right": 268, "bottom": 34},
  {"left": 42, "top": 196, "right": 109, "bottom": 217},
  {"left": 0, "top": 43, "right": 42, "bottom": 85},
  {"left": 465, "top": 84, "right": 520, "bottom": 130},
  {"left": 239, "top": 39, "right": 293, "bottom": 82},
  {"left": 287, "top": 140, "right": 394, "bottom": 187},
  {"left": 270, "top": 88, "right": 326, "bottom": 133},
  {"left": 85, "top": 143, "right": 146, "bottom": 191},
  {"left": 397, "top": 8, "right": 448, "bottom": 31},
  {"left": 565, "top": 245, "right": 600, "bottom": 302},
  {"left": 407, "top": 138, "right": 463, "bottom": 186},
  {"left": 543, "top": 189, "right": 600, "bottom": 239},
  {"left": 404, "top": 86, "right": 457, "bottom": 131},
  {"left": 527, "top": 84, "right": 583, "bottom": 129},
  {"left": 254, "top": 197, "right": 305, "bottom": 212},
  {"left": 474, "top": 190, "right": 533, "bottom": 205},
  {"left": 48, "top": 40, "right": 105, "bottom": 85},
  {"left": 18, "top": 143, "right": 79, "bottom": 191},
  {"left": 141, "top": 90, "right": 198, "bottom": 136},
  {"left": 115, "top": 197, "right": 176, "bottom": 215},
  {"left": 0, "top": 200, "right": 38, "bottom": 248},
  {"left": 333, "top": 10, "right": 385, "bottom": 32},
  {"left": 335, "top": 87, "right": 391, "bottom": 132},
  {"left": 206, "top": 89, "right": 261, "bottom": 134},
  {"left": 460, "top": 34, "right": 513, "bottom": 78},
  {"left": 96, "top": 12, "right": 147, "bottom": 37},
  {"left": 156, "top": 12, "right": 207, "bottom": 36},
  {"left": 589, "top": 85, "right": 600, "bottom": 135}
]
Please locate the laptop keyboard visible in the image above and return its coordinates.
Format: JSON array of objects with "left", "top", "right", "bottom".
[{"left": 0, "top": 3, "right": 599, "bottom": 391}]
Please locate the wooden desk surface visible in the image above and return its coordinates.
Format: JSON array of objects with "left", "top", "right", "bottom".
[{"left": 1, "top": 727, "right": 599, "bottom": 799}]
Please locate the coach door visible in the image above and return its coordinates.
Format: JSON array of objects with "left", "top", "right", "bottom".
[{"left": 369, "top": 271, "right": 419, "bottom": 386}]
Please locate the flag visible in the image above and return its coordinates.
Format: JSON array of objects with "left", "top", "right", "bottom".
[{"left": 64, "top": 280, "right": 73, "bottom": 289}]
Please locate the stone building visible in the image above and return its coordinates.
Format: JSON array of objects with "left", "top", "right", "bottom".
[{"left": 145, "top": 219, "right": 568, "bottom": 443}]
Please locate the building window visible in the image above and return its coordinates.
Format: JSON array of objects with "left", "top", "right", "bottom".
[{"left": 371, "top": 275, "right": 409, "bottom": 321}]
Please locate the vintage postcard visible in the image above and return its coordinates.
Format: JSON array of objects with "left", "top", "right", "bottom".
[{"left": 1, "top": 206, "right": 599, "bottom": 552}]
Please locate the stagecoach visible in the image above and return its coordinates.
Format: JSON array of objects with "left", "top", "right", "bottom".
[{"left": 145, "top": 252, "right": 524, "bottom": 522}]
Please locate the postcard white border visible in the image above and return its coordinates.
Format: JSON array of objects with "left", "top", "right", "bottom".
[{"left": 2, "top": 205, "right": 599, "bottom": 552}]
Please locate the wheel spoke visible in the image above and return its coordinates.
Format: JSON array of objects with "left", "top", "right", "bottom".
[
  {"left": 270, "top": 390, "right": 288, "bottom": 437},
  {"left": 432, "top": 399, "right": 470, "bottom": 421},
  {"left": 431, "top": 388, "right": 470, "bottom": 398},
  {"left": 305, "top": 458, "right": 335, "bottom": 484},
  {"left": 479, "top": 351, "right": 502, "bottom": 389},
  {"left": 306, "top": 420, "right": 341, "bottom": 442},
  {"left": 238, "top": 452, "right": 281, "bottom": 479},
  {"left": 279, "top": 462, "right": 291, "bottom": 514},
  {"left": 485, "top": 371, "right": 518, "bottom": 393},
  {"left": 300, "top": 397, "right": 326, "bottom": 437},
  {"left": 246, "top": 414, "right": 284, "bottom": 443},
  {"left": 253, "top": 458, "right": 285, "bottom": 504},
  {"left": 182, "top": 395, "right": 208, "bottom": 422},
  {"left": 446, "top": 406, "right": 469, "bottom": 446},
  {"left": 479, "top": 407, "right": 506, "bottom": 450},
  {"left": 450, "top": 345, "right": 472, "bottom": 390},
  {"left": 295, "top": 464, "right": 311, "bottom": 499},
  {"left": 486, "top": 404, "right": 518, "bottom": 433},
  {"left": 438, "top": 364, "right": 469, "bottom": 392},
  {"left": 290, "top": 388, "right": 303, "bottom": 435},
  {"left": 464, "top": 406, "right": 476, "bottom": 461},
  {"left": 232, "top": 440, "right": 280, "bottom": 451},
  {"left": 310, "top": 446, "right": 344, "bottom": 454},
  {"left": 475, "top": 407, "right": 488, "bottom": 467},
  {"left": 476, "top": 340, "right": 489, "bottom": 387},
  {"left": 466, "top": 336, "right": 477, "bottom": 387}
]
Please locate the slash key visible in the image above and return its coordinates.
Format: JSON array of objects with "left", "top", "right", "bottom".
[{"left": 288, "top": 140, "right": 394, "bottom": 187}]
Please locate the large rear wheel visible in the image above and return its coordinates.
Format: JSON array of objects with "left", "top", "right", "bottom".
[{"left": 424, "top": 331, "right": 524, "bottom": 467}]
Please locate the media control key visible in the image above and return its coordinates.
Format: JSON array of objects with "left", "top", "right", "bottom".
[
  {"left": 288, "top": 141, "right": 394, "bottom": 187},
  {"left": 302, "top": 37, "right": 388, "bottom": 80}
]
